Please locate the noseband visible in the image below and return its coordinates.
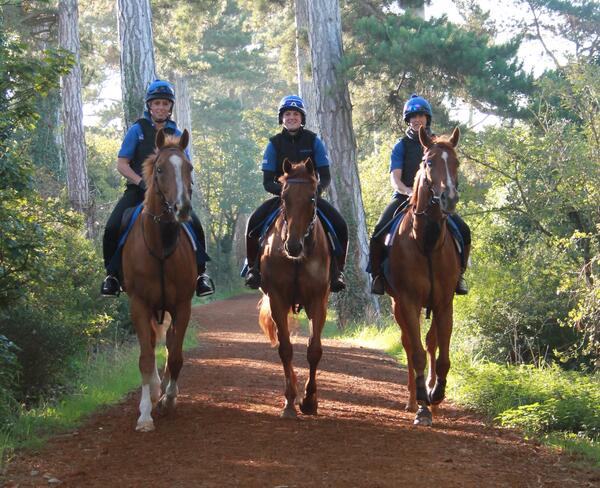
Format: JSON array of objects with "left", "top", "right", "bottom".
[{"left": 281, "top": 178, "right": 318, "bottom": 245}]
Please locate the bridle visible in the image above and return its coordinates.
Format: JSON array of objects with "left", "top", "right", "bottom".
[
  {"left": 413, "top": 148, "right": 457, "bottom": 218},
  {"left": 143, "top": 147, "right": 187, "bottom": 223},
  {"left": 281, "top": 178, "right": 318, "bottom": 246}
]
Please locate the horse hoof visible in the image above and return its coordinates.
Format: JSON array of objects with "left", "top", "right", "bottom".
[
  {"left": 299, "top": 399, "right": 318, "bottom": 415},
  {"left": 413, "top": 406, "right": 433, "bottom": 427},
  {"left": 135, "top": 419, "right": 155, "bottom": 432},
  {"left": 156, "top": 395, "right": 176, "bottom": 416},
  {"left": 281, "top": 407, "right": 298, "bottom": 419}
]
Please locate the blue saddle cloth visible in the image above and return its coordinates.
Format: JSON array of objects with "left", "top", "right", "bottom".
[
  {"left": 367, "top": 211, "right": 465, "bottom": 274},
  {"left": 107, "top": 204, "right": 210, "bottom": 275},
  {"left": 240, "top": 207, "right": 343, "bottom": 277}
]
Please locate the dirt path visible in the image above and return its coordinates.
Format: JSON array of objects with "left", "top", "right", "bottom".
[{"left": 4, "top": 294, "right": 599, "bottom": 488}]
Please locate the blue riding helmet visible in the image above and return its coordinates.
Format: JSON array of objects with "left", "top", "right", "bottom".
[
  {"left": 145, "top": 79, "right": 176, "bottom": 105},
  {"left": 278, "top": 95, "right": 306, "bottom": 125},
  {"left": 403, "top": 94, "right": 432, "bottom": 124}
]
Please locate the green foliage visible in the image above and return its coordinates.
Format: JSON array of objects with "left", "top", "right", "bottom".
[
  {"left": 345, "top": 11, "right": 532, "bottom": 132},
  {"left": 451, "top": 360, "right": 600, "bottom": 440},
  {"left": 0, "top": 335, "right": 20, "bottom": 425}
]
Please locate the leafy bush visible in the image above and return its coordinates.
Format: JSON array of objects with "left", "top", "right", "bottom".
[
  {"left": 0, "top": 334, "right": 20, "bottom": 423},
  {"left": 451, "top": 360, "right": 600, "bottom": 438}
]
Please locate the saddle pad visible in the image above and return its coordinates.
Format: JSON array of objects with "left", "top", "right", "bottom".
[{"left": 108, "top": 204, "right": 209, "bottom": 275}]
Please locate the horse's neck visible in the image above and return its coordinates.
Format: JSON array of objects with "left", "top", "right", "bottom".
[
  {"left": 143, "top": 192, "right": 179, "bottom": 256},
  {"left": 410, "top": 207, "right": 447, "bottom": 254}
]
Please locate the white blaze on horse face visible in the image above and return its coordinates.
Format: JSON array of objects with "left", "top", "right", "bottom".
[
  {"left": 169, "top": 153, "right": 185, "bottom": 206},
  {"left": 441, "top": 151, "right": 457, "bottom": 199}
]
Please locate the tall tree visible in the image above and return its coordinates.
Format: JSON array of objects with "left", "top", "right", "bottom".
[
  {"left": 294, "top": 0, "right": 318, "bottom": 132},
  {"left": 116, "top": 0, "right": 155, "bottom": 129},
  {"left": 59, "top": 0, "right": 94, "bottom": 237},
  {"left": 306, "top": 0, "right": 376, "bottom": 322}
]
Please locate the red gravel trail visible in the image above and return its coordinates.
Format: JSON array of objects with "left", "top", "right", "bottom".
[{"left": 4, "top": 294, "right": 599, "bottom": 487}]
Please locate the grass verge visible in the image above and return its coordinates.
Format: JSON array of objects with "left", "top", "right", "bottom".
[
  {"left": 0, "top": 320, "right": 200, "bottom": 470},
  {"left": 308, "top": 310, "right": 600, "bottom": 468}
]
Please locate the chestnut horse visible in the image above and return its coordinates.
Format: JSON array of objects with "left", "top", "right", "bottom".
[
  {"left": 258, "top": 159, "right": 331, "bottom": 418},
  {"left": 122, "top": 129, "right": 196, "bottom": 432},
  {"left": 385, "top": 126, "right": 462, "bottom": 426}
]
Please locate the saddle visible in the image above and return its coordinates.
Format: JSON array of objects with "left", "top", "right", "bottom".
[
  {"left": 377, "top": 208, "right": 466, "bottom": 273},
  {"left": 240, "top": 207, "right": 343, "bottom": 277},
  {"left": 108, "top": 204, "right": 210, "bottom": 277}
]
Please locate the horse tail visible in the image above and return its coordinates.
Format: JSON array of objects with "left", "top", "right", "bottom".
[
  {"left": 151, "top": 312, "right": 171, "bottom": 344},
  {"left": 258, "top": 295, "right": 278, "bottom": 346}
]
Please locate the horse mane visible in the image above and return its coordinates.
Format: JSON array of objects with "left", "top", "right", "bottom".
[{"left": 141, "top": 135, "right": 183, "bottom": 190}]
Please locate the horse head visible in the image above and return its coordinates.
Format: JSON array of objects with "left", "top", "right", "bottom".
[
  {"left": 143, "top": 129, "right": 193, "bottom": 223},
  {"left": 416, "top": 126, "right": 460, "bottom": 215},
  {"left": 279, "top": 158, "right": 319, "bottom": 259}
]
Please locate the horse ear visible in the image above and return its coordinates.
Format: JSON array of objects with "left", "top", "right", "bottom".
[
  {"left": 419, "top": 125, "right": 433, "bottom": 149},
  {"left": 304, "top": 157, "right": 315, "bottom": 175},
  {"left": 156, "top": 128, "right": 166, "bottom": 149},
  {"left": 283, "top": 158, "right": 292, "bottom": 174},
  {"left": 179, "top": 129, "right": 190, "bottom": 151},
  {"left": 450, "top": 126, "right": 460, "bottom": 147}
]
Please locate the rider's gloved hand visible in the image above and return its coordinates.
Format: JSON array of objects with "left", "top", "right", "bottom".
[{"left": 138, "top": 179, "right": 147, "bottom": 192}]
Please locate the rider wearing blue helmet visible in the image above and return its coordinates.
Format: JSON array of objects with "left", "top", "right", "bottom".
[
  {"left": 101, "top": 79, "right": 214, "bottom": 297},
  {"left": 243, "top": 95, "right": 348, "bottom": 292},
  {"left": 368, "top": 94, "right": 471, "bottom": 295}
]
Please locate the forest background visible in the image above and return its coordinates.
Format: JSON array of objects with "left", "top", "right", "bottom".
[{"left": 1, "top": 0, "right": 599, "bottom": 463}]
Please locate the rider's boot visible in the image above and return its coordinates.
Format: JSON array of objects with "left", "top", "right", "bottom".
[
  {"left": 455, "top": 273, "right": 469, "bottom": 295},
  {"left": 455, "top": 242, "right": 470, "bottom": 295},
  {"left": 330, "top": 255, "right": 346, "bottom": 293},
  {"left": 196, "top": 263, "right": 215, "bottom": 297},
  {"left": 101, "top": 274, "right": 121, "bottom": 297},
  {"left": 245, "top": 265, "right": 261, "bottom": 289},
  {"left": 244, "top": 233, "right": 261, "bottom": 289},
  {"left": 369, "top": 237, "right": 385, "bottom": 295}
]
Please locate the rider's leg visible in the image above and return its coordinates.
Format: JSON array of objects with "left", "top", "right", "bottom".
[
  {"left": 449, "top": 214, "right": 471, "bottom": 295},
  {"left": 369, "top": 197, "right": 403, "bottom": 294},
  {"left": 190, "top": 211, "right": 214, "bottom": 297},
  {"left": 316, "top": 199, "right": 348, "bottom": 293},
  {"left": 244, "top": 197, "right": 280, "bottom": 289},
  {"left": 101, "top": 185, "right": 144, "bottom": 296}
]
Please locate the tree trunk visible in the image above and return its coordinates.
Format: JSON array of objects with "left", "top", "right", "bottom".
[
  {"left": 294, "top": 0, "right": 318, "bottom": 132},
  {"left": 173, "top": 73, "right": 212, "bottom": 231},
  {"left": 117, "top": 0, "right": 156, "bottom": 129},
  {"left": 306, "top": 0, "right": 378, "bottom": 323},
  {"left": 58, "top": 0, "right": 94, "bottom": 237}
]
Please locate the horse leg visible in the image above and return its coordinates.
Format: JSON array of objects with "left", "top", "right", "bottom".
[
  {"left": 130, "top": 298, "right": 158, "bottom": 432},
  {"left": 158, "top": 304, "right": 191, "bottom": 414},
  {"left": 397, "top": 302, "right": 431, "bottom": 426},
  {"left": 300, "top": 298, "right": 326, "bottom": 415},
  {"left": 425, "top": 323, "right": 439, "bottom": 415},
  {"left": 393, "top": 300, "right": 417, "bottom": 412},
  {"left": 271, "top": 298, "right": 298, "bottom": 419},
  {"left": 429, "top": 305, "right": 453, "bottom": 406}
]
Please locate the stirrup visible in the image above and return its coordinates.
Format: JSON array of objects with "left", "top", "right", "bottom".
[
  {"left": 330, "top": 271, "right": 346, "bottom": 293},
  {"left": 101, "top": 275, "right": 121, "bottom": 297},
  {"left": 370, "top": 275, "right": 385, "bottom": 295},
  {"left": 455, "top": 274, "right": 469, "bottom": 295},
  {"left": 196, "top": 274, "right": 215, "bottom": 297},
  {"left": 245, "top": 268, "right": 261, "bottom": 289}
]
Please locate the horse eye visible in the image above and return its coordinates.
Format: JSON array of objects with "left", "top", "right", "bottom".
[
  {"left": 156, "top": 167, "right": 163, "bottom": 174},
  {"left": 427, "top": 160, "right": 433, "bottom": 167}
]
